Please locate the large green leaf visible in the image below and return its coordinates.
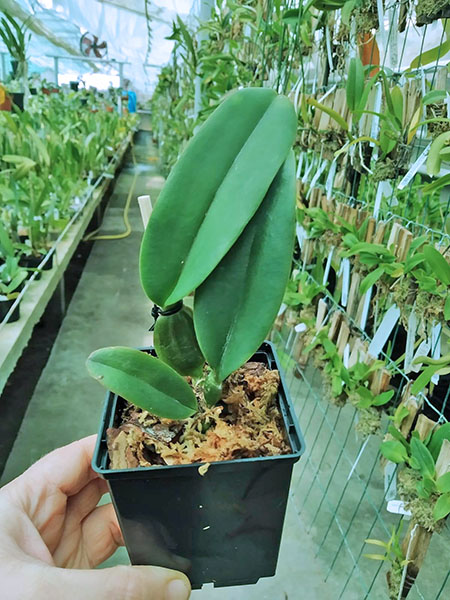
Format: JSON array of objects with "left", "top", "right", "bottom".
[
  {"left": 194, "top": 152, "right": 296, "bottom": 381},
  {"left": 346, "top": 57, "right": 364, "bottom": 113},
  {"left": 423, "top": 244, "right": 450, "bottom": 285},
  {"left": 380, "top": 440, "right": 408, "bottom": 463},
  {"left": 86, "top": 346, "right": 198, "bottom": 420},
  {"left": 140, "top": 88, "right": 297, "bottom": 307}
]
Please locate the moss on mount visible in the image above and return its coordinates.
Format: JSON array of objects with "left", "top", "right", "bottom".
[
  {"left": 355, "top": 407, "right": 382, "bottom": 437},
  {"left": 353, "top": 0, "right": 379, "bottom": 35},
  {"left": 416, "top": 0, "right": 450, "bottom": 25},
  {"left": 372, "top": 157, "right": 398, "bottom": 182}
]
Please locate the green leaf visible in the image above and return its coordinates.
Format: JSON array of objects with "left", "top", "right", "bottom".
[
  {"left": 428, "top": 423, "right": 450, "bottom": 461},
  {"left": 410, "top": 436, "right": 436, "bottom": 479},
  {"left": 436, "top": 472, "right": 450, "bottom": 493},
  {"left": 409, "top": 39, "right": 450, "bottom": 71},
  {"left": 411, "top": 365, "right": 439, "bottom": 395},
  {"left": 140, "top": 88, "right": 297, "bottom": 307},
  {"left": 0, "top": 221, "right": 14, "bottom": 257},
  {"left": 307, "top": 97, "right": 349, "bottom": 131},
  {"left": 416, "top": 476, "right": 436, "bottom": 498},
  {"left": 427, "top": 131, "right": 450, "bottom": 176},
  {"left": 360, "top": 266, "right": 385, "bottom": 295},
  {"left": 422, "top": 90, "right": 447, "bottom": 105},
  {"left": 380, "top": 440, "right": 408, "bottom": 463},
  {"left": 445, "top": 295, "right": 450, "bottom": 321},
  {"left": 86, "top": 346, "right": 198, "bottom": 420},
  {"left": 388, "top": 425, "right": 410, "bottom": 449},
  {"left": 194, "top": 152, "right": 296, "bottom": 381},
  {"left": 363, "top": 554, "right": 388, "bottom": 561},
  {"left": 391, "top": 86, "right": 403, "bottom": 124},
  {"left": 346, "top": 57, "right": 365, "bottom": 113},
  {"left": 372, "top": 389, "right": 395, "bottom": 406},
  {"left": 433, "top": 493, "right": 450, "bottom": 521},
  {"left": 423, "top": 245, "right": 450, "bottom": 285}
]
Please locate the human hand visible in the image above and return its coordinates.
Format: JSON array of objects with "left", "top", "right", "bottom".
[{"left": 0, "top": 435, "right": 191, "bottom": 600}]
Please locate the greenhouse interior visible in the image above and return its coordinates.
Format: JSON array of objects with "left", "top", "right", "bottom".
[{"left": 0, "top": 0, "right": 449, "bottom": 599}]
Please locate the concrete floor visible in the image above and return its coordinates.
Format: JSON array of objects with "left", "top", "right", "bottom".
[{"left": 2, "top": 125, "right": 448, "bottom": 600}]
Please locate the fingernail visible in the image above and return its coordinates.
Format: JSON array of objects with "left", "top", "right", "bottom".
[{"left": 165, "top": 578, "right": 190, "bottom": 600}]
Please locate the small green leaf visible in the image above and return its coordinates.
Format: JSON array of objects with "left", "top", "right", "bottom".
[
  {"left": 372, "top": 389, "right": 394, "bottom": 406},
  {"left": 423, "top": 245, "right": 450, "bottom": 285},
  {"left": 380, "top": 440, "right": 408, "bottom": 463},
  {"left": 347, "top": 57, "right": 365, "bottom": 113},
  {"left": 411, "top": 365, "right": 438, "bottom": 395},
  {"left": 445, "top": 295, "right": 450, "bottom": 321},
  {"left": 86, "top": 346, "right": 198, "bottom": 420},
  {"left": 427, "top": 131, "right": 450, "bottom": 176},
  {"left": 436, "top": 472, "right": 450, "bottom": 493},
  {"left": 363, "top": 554, "right": 388, "bottom": 561},
  {"left": 307, "top": 97, "right": 349, "bottom": 131},
  {"left": 360, "top": 266, "right": 385, "bottom": 295},
  {"left": 416, "top": 476, "right": 436, "bottom": 499},
  {"left": 410, "top": 436, "right": 436, "bottom": 479},
  {"left": 433, "top": 493, "right": 450, "bottom": 521}
]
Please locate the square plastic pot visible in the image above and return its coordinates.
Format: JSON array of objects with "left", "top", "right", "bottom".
[{"left": 92, "top": 341, "right": 305, "bottom": 589}]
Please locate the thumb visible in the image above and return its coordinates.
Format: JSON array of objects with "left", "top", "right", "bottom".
[{"left": 37, "top": 564, "right": 191, "bottom": 600}]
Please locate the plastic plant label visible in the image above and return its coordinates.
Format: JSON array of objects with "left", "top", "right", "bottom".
[
  {"left": 387, "top": 500, "right": 412, "bottom": 518},
  {"left": 373, "top": 180, "right": 392, "bottom": 220},
  {"left": 308, "top": 159, "right": 328, "bottom": 190},
  {"left": 322, "top": 247, "right": 334, "bottom": 286},
  {"left": 404, "top": 310, "right": 417, "bottom": 373},
  {"left": 295, "top": 322, "right": 308, "bottom": 333},
  {"left": 343, "top": 343, "right": 350, "bottom": 369},
  {"left": 277, "top": 303, "right": 287, "bottom": 317},
  {"left": 302, "top": 155, "right": 315, "bottom": 183},
  {"left": 325, "top": 159, "right": 337, "bottom": 200},
  {"left": 384, "top": 461, "right": 397, "bottom": 501},
  {"left": 370, "top": 83, "right": 383, "bottom": 148},
  {"left": 431, "top": 323, "right": 442, "bottom": 385},
  {"left": 411, "top": 340, "right": 430, "bottom": 373},
  {"left": 340, "top": 258, "right": 350, "bottom": 307},
  {"left": 368, "top": 304, "right": 401, "bottom": 358},
  {"left": 397, "top": 142, "right": 431, "bottom": 190},
  {"left": 296, "top": 224, "right": 308, "bottom": 249},
  {"left": 359, "top": 287, "right": 373, "bottom": 331}
]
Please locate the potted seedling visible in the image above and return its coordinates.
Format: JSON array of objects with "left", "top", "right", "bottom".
[
  {"left": 0, "top": 12, "right": 31, "bottom": 110},
  {"left": 0, "top": 222, "right": 27, "bottom": 323},
  {"left": 88, "top": 87, "right": 305, "bottom": 588}
]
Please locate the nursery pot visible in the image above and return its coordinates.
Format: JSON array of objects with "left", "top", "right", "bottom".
[
  {"left": 0, "top": 296, "right": 20, "bottom": 323},
  {"left": 92, "top": 341, "right": 305, "bottom": 589},
  {"left": 20, "top": 253, "right": 53, "bottom": 280},
  {"left": 70, "top": 81, "right": 79, "bottom": 91},
  {"left": 12, "top": 93, "right": 24, "bottom": 111}
]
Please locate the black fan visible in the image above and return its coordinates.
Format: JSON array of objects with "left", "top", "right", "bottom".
[{"left": 80, "top": 32, "right": 108, "bottom": 58}]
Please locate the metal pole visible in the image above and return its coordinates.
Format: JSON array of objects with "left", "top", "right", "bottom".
[
  {"left": 118, "top": 62, "right": 124, "bottom": 88},
  {"left": 1, "top": 53, "right": 6, "bottom": 80},
  {"left": 53, "top": 56, "right": 59, "bottom": 85}
]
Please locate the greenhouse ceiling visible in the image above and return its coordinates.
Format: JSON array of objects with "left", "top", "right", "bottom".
[{"left": 0, "top": 0, "right": 199, "bottom": 94}]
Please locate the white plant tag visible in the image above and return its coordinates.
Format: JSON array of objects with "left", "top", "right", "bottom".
[
  {"left": 325, "top": 159, "right": 337, "bottom": 199},
  {"left": 309, "top": 159, "right": 328, "bottom": 189},
  {"left": 359, "top": 287, "right": 373, "bottom": 331},
  {"left": 411, "top": 340, "right": 431, "bottom": 373},
  {"left": 343, "top": 343, "right": 350, "bottom": 368},
  {"left": 431, "top": 323, "right": 442, "bottom": 384},
  {"left": 302, "top": 155, "right": 315, "bottom": 183},
  {"left": 397, "top": 142, "right": 432, "bottom": 190},
  {"left": 341, "top": 258, "right": 351, "bottom": 307},
  {"left": 370, "top": 83, "right": 383, "bottom": 144},
  {"left": 295, "top": 322, "right": 308, "bottom": 333},
  {"left": 368, "top": 304, "right": 401, "bottom": 358},
  {"left": 384, "top": 461, "right": 397, "bottom": 501},
  {"left": 387, "top": 500, "right": 412, "bottom": 518},
  {"left": 325, "top": 25, "right": 334, "bottom": 73},
  {"left": 373, "top": 180, "right": 392, "bottom": 220},
  {"left": 322, "top": 247, "right": 334, "bottom": 286},
  {"left": 404, "top": 310, "right": 417, "bottom": 373},
  {"left": 277, "top": 303, "right": 287, "bottom": 317},
  {"left": 296, "top": 224, "right": 308, "bottom": 249}
]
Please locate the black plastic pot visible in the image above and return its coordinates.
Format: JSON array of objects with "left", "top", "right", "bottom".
[
  {"left": 12, "top": 92, "right": 24, "bottom": 111},
  {"left": 93, "top": 341, "right": 305, "bottom": 589},
  {"left": 0, "top": 297, "right": 20, "bottom": 323},
  {"left": 70, "top": 81, "right": 79, "bottom": 92},
  {"left": 20, "top": 253, "right": 53, "bottom": 280}
]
